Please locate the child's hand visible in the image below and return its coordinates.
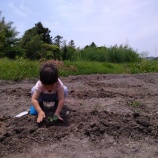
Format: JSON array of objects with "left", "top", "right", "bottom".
[
  {"left": 37, "top": 110, "right": 45, "bottom": 123},
  {"left": 54, "top": 113, "right": 63, "bottom": 121}
]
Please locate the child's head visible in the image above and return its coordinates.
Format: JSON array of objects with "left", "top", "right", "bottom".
[{"left": 40, "top": 63, "right": 58, "bottom": 85}]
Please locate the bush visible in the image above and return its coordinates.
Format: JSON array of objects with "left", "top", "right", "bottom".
[
  {"left": 4, "top": 46, "right": 26, "bottom": 59},
  {"left": 78, "top": 44, "right": 141, "bottom": 63}
]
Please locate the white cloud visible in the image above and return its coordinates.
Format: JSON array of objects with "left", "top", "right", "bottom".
[{"left": 8, "top": 1, "right": 31, "bottom": 17}]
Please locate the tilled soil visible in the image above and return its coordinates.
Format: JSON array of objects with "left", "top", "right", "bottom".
[{"left": 0, "top": 73, "right": 158, "bottom": 158}]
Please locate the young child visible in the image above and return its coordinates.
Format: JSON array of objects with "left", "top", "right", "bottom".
[{"left": 31, "top": 63, "right": 68, "bottom": 123}]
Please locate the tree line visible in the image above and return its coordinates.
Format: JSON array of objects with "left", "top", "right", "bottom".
[{"left": 0, "top": 12, "right": 141, "bottom": 63}]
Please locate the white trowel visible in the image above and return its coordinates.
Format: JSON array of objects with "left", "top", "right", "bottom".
[{"left": 14, "top": 109, "right": 30, "bottom": 118}]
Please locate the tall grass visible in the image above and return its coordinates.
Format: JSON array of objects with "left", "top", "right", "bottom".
[
  {"left": 0, "top": 58, "right": 40, "bottom": 80},
  {"left": 123, "top": 60, "right": 158, "bottom": 74},
  {"left": 61, "top": 61, "right": 124, "bottom": 76},
  {"left": 0, "top": 58, "right": 158, "bottom": 80}
]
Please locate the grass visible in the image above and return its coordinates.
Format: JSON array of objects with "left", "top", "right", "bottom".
[
  {"left": 0, "top": 58, "right": 40, "bottom": 80},
  {"left": 60, "top": 61, "right": 126, "bottom": 76},
  {"left": 0, "top": 58, "right": 158, "bottom": 80}
]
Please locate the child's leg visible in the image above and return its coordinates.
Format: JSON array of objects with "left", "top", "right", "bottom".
[{"left": 54, "top": 86, "right": 68, "bottom": 111}]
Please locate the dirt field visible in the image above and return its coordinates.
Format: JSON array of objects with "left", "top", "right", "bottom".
[{"left": 0, "top": 73, "right": 158, "bottom": 158}]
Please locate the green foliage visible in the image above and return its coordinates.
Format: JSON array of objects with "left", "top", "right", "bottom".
[
  {"left": 61, "top": 40, "right": 76, "bottom": 61},
  {"left": 35, "top": 22, "right": 52, "bottom": 44},
  {"left": 19, "top": 22, "right": 52, "bottom": 59},
  {"left": 53, "top": 35, "right": 63, "bottom": 47},
  {"left": 79, "top": 44, "right": 141, "bottom": 63},
  {"left": 20, "top": 34, "right": 43, "bottom": 59},
  {"left": 4, "top": 46, "right": 26, "bottom": 59},
  {"left": 80, "top": 46, "right": 108, "bottom": 62},
  {"left": 61, "top": 45, "right": 76, "bottom": 61},
  {"left": 61, "top": 45, "right": 67, "bottom": 60},
  {"left": 68, "top": 40, "right": 75, "bottom": 47},
  {"left": 0, "top": 12, "right": 21, "bottom": 59},
  {"left": 90, "top": 42, "right": 97, "bottom": 48},
  {"left": 108, "top": 44, "right": 141, "bottom": 63},
  {"left": 67, "top": 46, "right": 76, "bottom": 61},
  {"left": 40, "top": 43, "right": 60, "bottom": 59}
]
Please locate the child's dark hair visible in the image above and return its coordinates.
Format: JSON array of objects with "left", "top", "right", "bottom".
[{"left": 40, "top": 63, "right": 58, "bottom": 85}]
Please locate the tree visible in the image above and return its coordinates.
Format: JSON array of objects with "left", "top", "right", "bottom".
[
  {"left": 61, "top": 40, "right": 76, "bottom": 61},
  {"left": 0, "top": 12, "right": 22, "bottom": 58},
  {"left": 84, "top": 42, "right": 96, "bottom": 50},
  {"left": 90, "top": 42, "right": 97, "bottom": 48},
  {"left": 19, "top": 22, "right": 52, "bottom": 59},
  {"left": 40, "top": 43, "right": 60, "bottom": 59},
  {"left": 68, "top": 40, "right": 75, "bottom": 48},
  {"left": 67, "top": 46, "right": 76, "bottom": 61},
  {"left": 53, "top": 35, "right": 63, "bottom": 47},
  {"left": 61, "top": 40, "right": 67, "bottom": 60},
  {"left": 19, "top": 28, "right": 43, "bottom": 59},
  {"left": 35, "top": 22, "right": 52, "bottom": 44}
]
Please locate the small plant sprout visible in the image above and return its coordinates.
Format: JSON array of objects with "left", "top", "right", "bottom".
[{"left": 130, "top": 100, "right": 142, "bottom": 108}]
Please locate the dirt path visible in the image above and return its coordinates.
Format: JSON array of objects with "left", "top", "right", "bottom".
[{"left": 0, "top": 73, "right": 158, "bottom": 158}]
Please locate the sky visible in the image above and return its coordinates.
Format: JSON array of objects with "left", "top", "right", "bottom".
[{"left": 1, "top": 0, "right": 158, "bottom": 57}]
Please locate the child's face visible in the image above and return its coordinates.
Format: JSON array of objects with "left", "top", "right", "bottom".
[{"left": 43, "top": 83, "right": 56, "bottom": 92}]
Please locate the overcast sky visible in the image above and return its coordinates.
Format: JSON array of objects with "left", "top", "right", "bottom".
[{"left": 1, "top": 0, "right": 158, "bottom": 57}]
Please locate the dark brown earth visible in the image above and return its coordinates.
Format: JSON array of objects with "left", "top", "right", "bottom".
[{"left": 0, "top": 73, "right": 158, "bottom": 158}]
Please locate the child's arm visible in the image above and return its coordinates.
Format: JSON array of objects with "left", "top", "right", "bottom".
[
  {"left": 31, "top": 91, "right": 45, "bottom": 123},
  {"left": 54, "top": 87, "right": 65, "bottom": 120}
]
